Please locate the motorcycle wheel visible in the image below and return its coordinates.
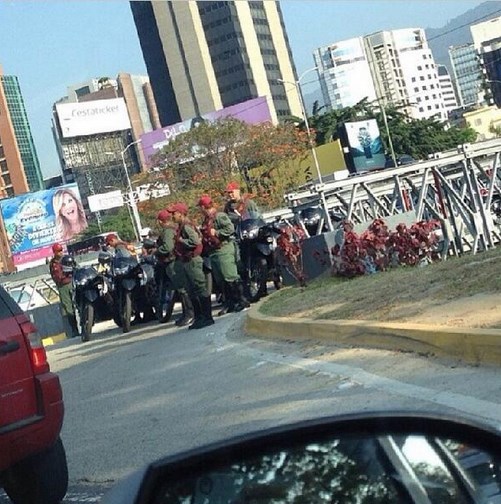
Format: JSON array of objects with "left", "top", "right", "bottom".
[
  {"left": 122, "top": 291, "right": 132, "bottom": 333},
  {"left": 273, "top": 273, "right": 282, "bottom": 291},
  {"left": 248, "top": 257, "right": 268, "bottom": 303},
  {"left": 81, "top": 302, "right": 94, "bottom": 342}
]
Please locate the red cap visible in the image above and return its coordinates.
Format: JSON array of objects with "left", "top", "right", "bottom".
[
  {"left": 198, "top": 195, "right": 212, "bottom": 208},
  {"left": 52, "top": 243, "right": 63, "bottom": 253},
  {"left": 105, "top": 233, "right": 118, "bottom": 245},
  {"left": 167, "top": 202, "right": 189, "bottom": 215},
  {"left": 226, "top": 181, "right": 240, "bottom": 191},
  {"left": 157, "top": 209, "right": 171, "bottom": 222}
]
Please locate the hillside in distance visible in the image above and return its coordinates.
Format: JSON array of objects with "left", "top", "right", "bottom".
[{"left": 427, "top": 1, "right": 501, "bottom": 71}]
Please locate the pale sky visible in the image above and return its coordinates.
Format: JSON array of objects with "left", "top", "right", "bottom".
[{"left": 0, "top": 0, "right": 489, "bottom": 179}]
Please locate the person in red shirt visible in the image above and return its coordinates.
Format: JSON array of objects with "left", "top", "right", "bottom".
[{"left": 49, "top": 243, "right": 78, "bottom": 337}]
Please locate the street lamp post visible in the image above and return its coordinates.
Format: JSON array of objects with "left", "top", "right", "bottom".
[
  {"left": 121, "top": 139, "right": 142, "bottom": 242},
  {"left": 278, "top": 67, "right": 334, "bottom": 231}
]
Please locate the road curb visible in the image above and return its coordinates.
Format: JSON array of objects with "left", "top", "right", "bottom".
[
  {"left": 42, "top": 333, "right": 67, "bottom": 347},
  {"left": 245, "top": 305, "right": 501, "bottom": 366}
]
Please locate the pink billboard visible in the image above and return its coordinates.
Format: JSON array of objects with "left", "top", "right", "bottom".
[{"left": 140, "top": 96, "right": 272, "bottom": 164}]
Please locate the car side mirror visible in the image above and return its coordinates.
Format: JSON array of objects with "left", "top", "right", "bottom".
[{"left": 102, "top": 413, "right": 501, "bottom": 504}]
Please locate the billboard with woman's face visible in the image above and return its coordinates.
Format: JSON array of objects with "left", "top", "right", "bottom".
[{"left": 0, "top": 183, "right": 88, "bottom": 266}]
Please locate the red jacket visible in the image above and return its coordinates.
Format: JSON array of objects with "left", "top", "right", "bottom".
[{"left": 49, "top": 258, "right": 71, "bottom": 287}]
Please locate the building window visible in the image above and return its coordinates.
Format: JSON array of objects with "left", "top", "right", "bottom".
[
  {"left": 411, "top": 77, "right": 416, "bottom": 82},
  {"left": 419, "top": 107, "right": 424, "bottom": 112}
]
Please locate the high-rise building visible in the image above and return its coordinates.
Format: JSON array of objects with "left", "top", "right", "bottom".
[
  {"left": 471, "top": 16, "right": 501, "bottom": 108},
  {"left": 437, "top": 65, "right": 458, "bottom": 113},
  {"left": 315, "top": 28, "right": 447, "bottom": 121},
  {"left": 314, "top": 37, "right": 377, "bottom": 110},
  {"left": 449, "top": 43, "right": 483, "bottom": 107},
  {"left": 130, "top": 0, "right": 302, "bottom": 127},
  {"left": 52, "top": 73, "right": 160, "bottom": 212},
  {"left": 0, "top": 66, "right": 31, "bottom": 272},
  {"left": 0, "top": 70, "right": 44, "bottom": 192}
]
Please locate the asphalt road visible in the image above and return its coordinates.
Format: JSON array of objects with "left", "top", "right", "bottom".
[{"left": 3, "top": 309, "right": 500, "bottom": 503}]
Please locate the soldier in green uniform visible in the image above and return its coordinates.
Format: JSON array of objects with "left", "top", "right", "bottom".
[
  {"left": 223, "top": 180, "right": 261, "bottom": 226},
  {"left": 223, "top": 181, "right": 263, "bottom": 297},
  {"left": 198, "top": 195, "right": 249, "bottom": 315},
  {"left": 156, "top": 209, "right": 194, "bottom": 326},
  {"left": 169, "top": 202, "right": 214, "bottom": 330},
  {"left": 49, "top": 243, "right": 78, "bottom": 338}
]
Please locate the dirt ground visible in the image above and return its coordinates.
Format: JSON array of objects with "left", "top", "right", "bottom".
[
  {"left": 393, "top": 293, "right": 501, "bottom": 329},
  {"left": 291, "top": 292, "right": 501, "bottom": 329}
]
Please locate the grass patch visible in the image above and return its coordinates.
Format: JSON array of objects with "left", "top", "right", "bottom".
[{"left": 260, "top": 246, "right": 501, "bottom": 321}]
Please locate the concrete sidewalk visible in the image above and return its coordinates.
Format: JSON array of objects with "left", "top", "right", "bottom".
[{"left": 245, "top": 305, "right": 501, "bottom": 366}]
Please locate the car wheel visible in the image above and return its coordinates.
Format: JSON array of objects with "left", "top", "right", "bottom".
[{"left": 3, "top": 437, "right": 68, "bottom": 504}]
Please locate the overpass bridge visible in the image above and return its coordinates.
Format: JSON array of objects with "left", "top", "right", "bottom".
[{"left": 264, "top": 138, "right": 501, "bottom": 258}]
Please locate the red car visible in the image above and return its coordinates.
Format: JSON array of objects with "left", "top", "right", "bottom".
[{"left": 0, "top": 285, "right": 68, "bottom": 503}]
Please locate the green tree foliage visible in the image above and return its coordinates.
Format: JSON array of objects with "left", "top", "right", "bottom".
[
  {"left": 308, "top": 99, "right": 478, "bottom": 160},
  {"left": 77, "top": 208, "right": 135, "bottom": 242},
  {"left": 149, "top": 118, "right": 310, "bottom": 210}
]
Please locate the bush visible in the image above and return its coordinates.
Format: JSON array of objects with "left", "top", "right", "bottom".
[{"left": 332, "top": 218, "right": 440, "bottom": 278}]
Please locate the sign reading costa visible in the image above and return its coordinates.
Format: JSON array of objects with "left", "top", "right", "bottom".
[{"left": 56, "top": 98, "right": 131, "bottom": 138}]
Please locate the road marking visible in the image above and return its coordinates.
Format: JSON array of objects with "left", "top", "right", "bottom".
[{"left": 213, "top": 330, "right": 501, "bottom": 427}]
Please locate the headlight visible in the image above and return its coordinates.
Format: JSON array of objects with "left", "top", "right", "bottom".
[
  {"left": 113, "top": 265, "right": 134, "bottom": 276},
  {"left": 242, "top": 228, "right": 259, "bottom": 240}
]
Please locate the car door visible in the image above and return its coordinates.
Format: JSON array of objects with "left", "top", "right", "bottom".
[{"left": 0, "top": 290, "right": 38, "bottom": 431}]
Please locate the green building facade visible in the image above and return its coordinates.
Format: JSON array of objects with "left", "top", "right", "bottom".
[{"left": 1, "top": 75, "right": 44, "bottom": 192}]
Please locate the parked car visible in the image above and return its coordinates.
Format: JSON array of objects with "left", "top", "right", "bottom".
[{"left": 0, "top": 284, "right": 68, "bottom": 503}]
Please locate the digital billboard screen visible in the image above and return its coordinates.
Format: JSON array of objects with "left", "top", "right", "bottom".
[
  {"left": 0, "top": 184, "right": 88, "bottom": 266},
  {"left": 140, "top": 96, "right": 272, "bottom": 164},
  {"left": 340, "top": 118, "right": 387, "bottom": 173}
]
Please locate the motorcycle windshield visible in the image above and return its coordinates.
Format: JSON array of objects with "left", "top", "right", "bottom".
[
  {"left": 112, "top": 256, "right": 139, "bottom": 276},
  {"left": 73, "top": 266, "right": 98, "bottom": 284},
  {"left": 238, "top": 215, "right": 266, "bottom": 241}
]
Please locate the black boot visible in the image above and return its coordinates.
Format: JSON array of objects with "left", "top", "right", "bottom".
[
  {"left": 232, "top": 281, "right": 251, "bottom": 312},
  {"left": 217, "top": 282, "right": 234, "bottom": 316},
  {"left": 68, "top": 315, "right": 80, "bottom": 338},
  {"left": 188, "top": 297, "right": 203, "bottom": 330},
  {"left": 190, "top": 296, "right": 215, "bottom": 330},
  {"left": 176, "top": 292, "right": 195, "bottom": 327}
]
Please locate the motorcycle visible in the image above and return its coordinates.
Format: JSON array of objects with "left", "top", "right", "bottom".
[
  {"left": 237, "top": 213, "right": 282, "bottom": 303},
  {"left": 72, "top": 258, "right": 114, "bottom": 342},
  {"left": 110, "top": 254, "right": 155, "bottom": 333},
  {"left": 142, "top": 239, "right": 177, "bottom": 324}
]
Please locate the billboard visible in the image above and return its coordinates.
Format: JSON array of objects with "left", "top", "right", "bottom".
[
  {"left": 140, "top": 96, "right": 272, "bottom": 163},
  {"left": 87, "top": 190, "right": 124, "bottom": 212},
  {"left": 0, "top": 184, "right": 88, "bottom": 266},
  {"left": 56, "top": 98, "right": 131, "bottom": 138},
  {"left": 340, "top": 119, "right": 386, "bottom": 173}
]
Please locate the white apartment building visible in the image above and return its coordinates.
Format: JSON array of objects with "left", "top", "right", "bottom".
[
  {"left": 313, "top": 37, "right": 377, "bottom": 110},
  {"left": 315, "top": 28, "right": 448, "bottom": 121},
  {"left": 437, "top": 65, "right": 458, "bottom": 113}
]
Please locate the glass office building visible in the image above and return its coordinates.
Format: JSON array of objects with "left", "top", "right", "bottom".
[{"left": 0, "top": 75, "right": 44, "bottom": 191}]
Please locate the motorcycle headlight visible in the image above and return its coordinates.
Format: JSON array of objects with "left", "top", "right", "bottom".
[
  {"left": 74, "top": 277, "right": 90, "bottom": 287},
  {"left": 113, "top": 265, "right": 133, "bottom": 276},
  {"left": 242, "top": 228, "right": 259, "bottom": 240}
]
